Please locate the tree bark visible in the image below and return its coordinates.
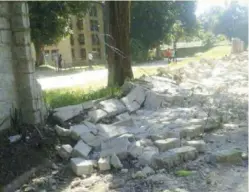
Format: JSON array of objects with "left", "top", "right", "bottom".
[
  {"left": 107, "top": 1, "right": 133, "bottom": 87},
  {"left": 34, "top": 41, "right": 44, "bottom": 67}
]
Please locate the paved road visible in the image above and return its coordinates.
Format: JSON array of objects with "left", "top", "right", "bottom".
[{"left": 37, "top": 59, "right": 174, "bottom": 90}]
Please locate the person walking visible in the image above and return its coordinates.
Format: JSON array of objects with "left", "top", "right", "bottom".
[{"left": 58, "top": 54, "right": 62, "bottom": 71}]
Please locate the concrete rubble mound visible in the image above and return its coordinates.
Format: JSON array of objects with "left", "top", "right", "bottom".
[{"left": 51, "top": 52, "right": 248, "bottom": 177}]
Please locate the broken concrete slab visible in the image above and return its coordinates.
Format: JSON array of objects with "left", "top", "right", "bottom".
[
  {"left": 70, "top": 123, "right": 98, "bottom": 140},
  {"left": 88, "top": 109, "right": 108, "bottom": 123},
  {"left": 116, "top": 112, "right": 131, "bottom": 121},
  {"left": 98, "top": 157, "right": 111, "bottom": 171},
  {"left": 128, "top": 142, "right": 144, "bottom": 158},
  {"left": 58, "top": 144, "right": 73, "bottom": 160},
  {"left": 98, "top": 98, "right": 127, "bottom": 117},
  {"left": 151, "top": 146, "right": 197, "bottom": 169},
  {"left": 80, "top": 132, "right": 105, "bottom": 148},
  {"left": 144, "top": 91, "right": 167, "bottom": 110},
  {"left": 100, "top": 137, "right": 131, "bottom": 159},
  {"left": 82, "top": 100, "right": 94, "bottom": 110},
  {"left": 184, "top": 140, "right": 206, "bottom": 153},
  {"left": 141, "top": 166, "right": 155, "bottom": 176},
  {"left": 154, "top": 138, "right": 180, "bottom": 152},
  {"left": 138, "top": 146, "right": 159, "bottom": 165},
  {"left": 121, "top": 86, "right": 146, "bottom": 112},
  {"left": 110, "top": 154, "right": 123, "bottom": 169},
  {"left": 71, "top": 158, "right": 95, "bottom": 176},
  {"left": 73, "top": 140, "right": 92, "bottom": 158},
  {"left": 209, "top": 149, "right": 243, "bottom": 164},
  {"left": 54, "top": 125, "right": 71, "bottom": 137},
  {"left": 54, "top": 104, "right": 83, "bottom": 121},
  {"left": 180, "top": 125, "right": 204, "bottom": 139}
]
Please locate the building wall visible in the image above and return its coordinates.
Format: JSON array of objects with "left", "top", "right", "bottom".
[
  {"left": 44, "top": 3, "right": 106, "bottom": 67},
  {"left": 0, "top": 2, "right": 45, "bottom": 131}
]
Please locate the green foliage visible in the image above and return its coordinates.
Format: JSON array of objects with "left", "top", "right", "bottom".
[
  {"left": 44, "top": 86, "right": 123, "bottom": 109},
  {"left": 175, "top": 170, "right": 193, "bottom": 177},
  {"left": 28, "top": 1, "right": 92, "bottom": 46},
  {"left": 214, "top": 1, "right": 248, "bottom": 47}
]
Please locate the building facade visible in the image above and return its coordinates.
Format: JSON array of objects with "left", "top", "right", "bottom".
[{"left": 44, "top": 4, "right": 106, "bottom": 68}]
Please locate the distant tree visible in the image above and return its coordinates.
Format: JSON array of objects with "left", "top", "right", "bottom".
[
  {"left": 28, "top": 2, "right": 91, "bottom": 66},
  {"left": 106, "top": 1, "right": 133, "bottom": 86},
  {"left": 214, "top": 1, "right": 248, "bottom": 47}
]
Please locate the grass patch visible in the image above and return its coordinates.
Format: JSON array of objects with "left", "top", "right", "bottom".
[
  {"left": 44, "top": 86, "right": 123, "bottom": 109},
  {"left": 175, "top": 170, "right": 193, "bottom": 177}
]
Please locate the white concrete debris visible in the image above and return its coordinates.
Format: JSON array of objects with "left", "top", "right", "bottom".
[
  {"left": 98, "top": 157, "right": 111, "bottom": 171},
  {"left": 121, "top": 86, "right": 146, "bottom": 112},
  {"left": 116, "top": 112, "right": 131, "bottom": 121},
  {"left": 138, "top": 146, "right": 159, "bottom": 165},
  {"left": 73, "top": 140, "right": 92, "bottom": 158},
  {"left": 184, "top": 140, "right": 206, "bottom": 153},
  {"left": 88, "top": 109, "right": 108, "bottom": 123},
  {"left": 55, "top": 125, "right": 71, "bottom": 137},
  {"left": 144, "top": 91, "right": 167, "bottom": 110},
  {"left": 80, "top": 132, "right": 104, "bottom": 148},
  {"left": 141, "top": 166, "right": 155, "bottom": 176},
  {"left": 54, "top": 104, "right": 83, "bottom": 121},
  {"left": 70, "top": 123, "right": 97, "bottom": 140},
  {"left": 180, "top": 125, "right": 204, "bottom": 139},
  {"left": 8, "top": 135, "right": 21, "bottom": 143},
  {"left": 98, "top": 98, "right": 127, "bottom": 117},
  {"left": 110, "top": 154, "right": 123, "bottom": 169},
  {"left": 71, "top": 158, "right": 95, "bottom": 175},
  {"left": 58, "top": 144, "right": 73, "bottom": 160},
  {"left": 154, "top": 138, "right": 180, "bottom": 152}
]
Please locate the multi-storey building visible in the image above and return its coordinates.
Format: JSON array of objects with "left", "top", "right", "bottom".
[{"left": 44, "top": 4, "right": 106, "bottom": 68}]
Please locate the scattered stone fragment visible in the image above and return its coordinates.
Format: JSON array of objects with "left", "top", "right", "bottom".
[
  {"left": 110, "top": 154, "right": 123, "bottom": 169},
  {"left": 241, "top": 152, "right": 248, "bottom": 160},
  {"left": 151, "top": 146, "right": 197, "bottom": 169},
  {"left": 54, "top": 104, "right": 83, "bottom": 121},
  {"left": 88, "top": 109, "right": 108, "bottom": 123},
  {"left": 144, "top": 91, "right": 167, "bottom": 110},
  {"left": 121, "top": 169, "right": 129, "bottom": 173},
  {"left": 71, "top": 158, "right": 95, "bottom": 176},
  {"left": 121, "top": 86, "right": 146, "bottom": 112},
  {"left": 138, "top": 146, "right": 159, "bottom": 165},
  {"left": 100, "top": 137, "right": 130, "bottom": 159},
  {"left": 99, "top": 98, "right": 127, "bottom": 117},
  {"left": 132, "top": 171, "right": 146, "bottom": 179},
  {"left": 58, "top": 144, "right": 73, "bottom": 160},
  {"left": 80, "top": 132, "right": 104, "bottom": 148},
  {"left": 116, "top": 112, "right": 131, "bottom": 121},
  {"left": 184, "top": 140, "right": 206, "bottom": 153},
  {"left": 128, "top": 142, "right": 144, "bottom": 158},
  {"left": 54, "top": 125, "right": 71, "bottom": 137},
  {"left": 73, "top": 140, "right": 92, "bottom": 158},
  {"left": 82, "top": 100, "right": 94, "bottom": 110},
  {"left": 70, "top": 123, "right": 97, "bottom": 140},
  {"left": 154, "top": 138, "right": 180, "bottom": 152},
  {"left": 209, "top": 149, "right": 243, "bottom": 164},
  {"left": 141, "top": 166, "right": 155, "bottom": 176},
  {"left": 180, "top": 125, "right": 204, "bottom": 139},
  {"left": 109, "top": 178, "right": 125, "bottom": 189},
  {"left": 8, "top": 135, "right": 21, "bottom": 143},
  {"left": 119, "top": 133, "right": 136, "bottom": 142},
  {"left": 98, "top": 157, "right": 111, "bottom": 171}
]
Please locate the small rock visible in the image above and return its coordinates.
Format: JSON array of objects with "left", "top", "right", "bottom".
[
  {"left": 154, "top": 138, "right": 180, "bottom": 152},
  {"left": 58, "top": 144, "right": 73, "bottom": 160},
  {"left": 71, "top": 158, "right": 95, "bottom": 176},
  {"left": 116, "top": 112, "right": 131, "bottom": 121},
  {"left": 241, "top": 152, "right": 248, "bottom": 160},
  {"left": 98, "top": 157, "right": 111, "bottom": 171},
  {"left": 141, "top": 166, "right": 155, "bottom": 176},
  {"left": 51, "top": 163, "right": 59, "bottom": 170},
  {"left": 54, "top": 125, "right": 71, "bottom": 137},
  {"left": 121, "top": 169, "right": 129, "bottom": 173},
  {"left": 132, "top": 171, "right": 146, "bottom": 179},
  {"left": 110, "top": 154, "right": 123, "bottom": 169},
  {"left": 9, "top": 135, "right": 21, "bottom": 143}
]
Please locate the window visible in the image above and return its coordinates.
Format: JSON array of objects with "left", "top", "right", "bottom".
[
  {"left": 91, "top": 34, "right": 100, "bottom": 45},
  {"left": 71, "top": 48, "right": 75, "bottom": 59},
  {"left": 78, "top": 34, "right": 85, "bottom": 45},
  {"left": 90, "top": 20, "right": 99, "bottom": 32},
  {"left": 76, "top": 18, "right": 83, "bottom": 30},
  {"left": 80, "top": 48, "right": 86, "bottom": 59},
  {"left": 90, "top": 6, "right": 97, "bottom": 17},
  {"left": 70, "top": 34, "right": 74, "bottom": 45},
  {"left": 92, "top": 47, "right": 101, "bottom": 59}
]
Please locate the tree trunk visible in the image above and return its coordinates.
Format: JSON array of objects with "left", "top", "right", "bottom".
[
  {"left": 155, "top": 45, "right": 161, "bottom": 59},
  {"left": 34, "top": 41, "right": 44, "bottom": 67},
  {"left": 107, "top": 1, "right": 133, "bottom": 87}
]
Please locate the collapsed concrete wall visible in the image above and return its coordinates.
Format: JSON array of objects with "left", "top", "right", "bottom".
[{"left": 0, "top": 2, "right": 45, "bottom": 131}]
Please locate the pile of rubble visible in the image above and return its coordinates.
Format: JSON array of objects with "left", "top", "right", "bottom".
[{"left": 52, "top": 52, "right": 248, "bottom": 177}]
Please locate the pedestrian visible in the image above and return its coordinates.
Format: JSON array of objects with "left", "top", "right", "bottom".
[
  {"left": 88, "top": 52, "right": 93, "bottom": 70},
  {"left": 171, "top": 49, "right": 175, "bottom": 62},
  {"left": 167, "top": 48, "right": 172, "bottom": 63},
  {"left": 58, "top": 54, "right": 62, "bottom": 71}
]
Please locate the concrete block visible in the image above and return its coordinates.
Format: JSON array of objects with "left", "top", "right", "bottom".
[
  {"left": 116, "top": 112, "right": 131, "bottom": 121},
  {"left": 98, "top": 157, "right": 111, "bottom": 171},
  {"left": 88, "top": 109, "right": 108, "bottom": 123},
  {"left": 58, "top": 144, "right": 73, "bottom": 160},
  {"left": 99, "top": 98, "right": 126, "bottom": 116},
  {"left": 138, "top": 146, "right": 159, "bottom": 165},
  {"left": 154, "top": 138, "right": 180, "bottom": 152},
  {"left": 73, "top": 140, "right": 92, "bottom": 158},
  {"left": 54, "top": 104, "right": 83, "bottom": 122},
  {"left": 55, "top": 125, "right": 71, "bottom": 137},
  {"left": 110, "top": 154, "right": 123, "bottom": 169},
  {"left": 70, "top": 123, "right": 97, "bottom": 140},
  {"left": 180, "top": 125, "right": 204, "bottom": 139},
  {"left": 71, "top": 158, "right": 95, "bottom": 176},
  {"left": 210, "top": 149, "right": 243, "bottom": 164},
  {"left": 184, "top": 140, "right": 206, "bottom": 153}
]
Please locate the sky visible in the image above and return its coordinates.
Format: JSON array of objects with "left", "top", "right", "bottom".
[{"left": 195, "top": 0, "right": 248, "bottom": 16}]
